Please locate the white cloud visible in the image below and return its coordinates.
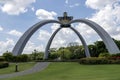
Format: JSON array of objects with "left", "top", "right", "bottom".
[
  {"left": 23, "top": 41, "right": 45, "bottom": 54},
  {"left": 51, "top": 28, "right": 82, "bottom": 48},
  {"left": 0, "top": 38, "right": 15, "bottom": 55},
  {"left": 65, "top": 0, "right": 80, "bottom": 8},
  {"left": 89, "top": 1, "right": 120, "bottom": 39},
  {"left": 56, "top": 0, "right": 120, "bottom": 45},
  {"left": 1, "top": 0, "right": 120, "bottom": 54},
  {"left": 85, "top": 0, "right": 118, "bottom": 10},
  {"left": 75, "top": 23, "right": 99, "bottom": 44},
  {"left": 0, "top": 0, "right": 35, "bottom": 15},
  {"left": 0, "top": 26, "right": 3, "bottom": 31},
  {"left": 31, "top": 7, "right": 35, "bottom": 11},
  {"left": 51, "top": 23, "right": 60, "bottom": 33},
  {"left": 50, "top": 24, "right": 83, "bottom": 48},
  {"left": 8, "top": 30, "right": 22, "bottom": 37},
  {"left": 35, "top": 9, "right": 57, "bottom": 20},
  {"left": 69, "top": 3, "right": 80, "bottom": 8},
  {"left": 37, "top": 30, "right": 51, "bottom": 41},
  {"left": 65, "top": 0, "right": 69, "bottom": 4},
  {"left": 0, "top": 0, "right": 11, "bottom": 4},
  {"left": 84, "top": 0, "right": 120, "bottom": 41},
  {"left": 36, "top": 23, "right": 82, "bottom": 49}
]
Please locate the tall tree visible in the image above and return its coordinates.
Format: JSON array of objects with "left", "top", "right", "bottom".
[{"left": 94, "top": 41, "right": 108, "bottom": 54}]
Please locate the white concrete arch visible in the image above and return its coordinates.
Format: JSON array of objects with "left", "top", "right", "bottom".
[
  {"left": 70, "top": 19, "right": 120, "bottom": 54},
  {"left": 44, "top": 26, "right": 90, "bottom": 59},
  {"left": 12, "top": 20, "right": 61, "bottom": 56}
]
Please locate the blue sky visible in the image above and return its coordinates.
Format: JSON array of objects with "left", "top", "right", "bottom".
[{"left": 0, "top": 0, "right": 120, "bottom": 54}]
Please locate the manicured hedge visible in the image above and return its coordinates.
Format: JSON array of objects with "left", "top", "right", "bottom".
[
  {"left": 0, "top": 57, "right": 5, "bottom": 62},
  {"left": 79, "top": 57, "right": 111, "bottom": 64},
  {"left": 0, "top": 62, "right": 9, "bottom": 68},
  {"left": 99, "top": 53, "right": 110, "bottom": 58},
  {"left": 79, "top": 57, "right": 120, "bottom": 65},
  {"left": 36, "top": 59, "right": 80, "bottom": 62}
]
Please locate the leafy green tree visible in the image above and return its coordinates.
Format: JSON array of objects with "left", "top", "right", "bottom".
[
  {"left": 31, "top": 49, "right": 38, "bottom": 60},
  {"left": 94, "top": 41, "right": 108, "bottom": 54},
  {"left": 3, "top": 51, "right": 13, "bottom": 62},
  {"left": 49, "top": 48, "right": 57, "bottom": 52},
  {"left": 73, "top": 47, "right": 85, "bottom": 59},
  {"left": 29, "top": 50, "right": 44, "bottom": 61},
  {"left": 88, "top": 45, "right": 98, "bottom": 57},
  {"left": 49, "top": 52, "right": 59, "bottom": 59},
  {"left": 113, "top": 39, "right": 120, "bottom": 50},
  {"left": 58, "top": 48, "right": 72, "bottom": 60},
  {"left": 67, "top": 42, "right": 80, "bottom": 54},
  {"left": 36, "top": 52, "right": 44, "bottom": 60},
  {"left": 99, "top": 53, "right": 110, "bottom": 58},
  {"left": 19, "top": 54, "right": 29, "bottom": 62}
]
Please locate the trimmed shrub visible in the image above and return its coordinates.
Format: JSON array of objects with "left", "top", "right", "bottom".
[
  {"left": 19, "top": 54, "right": 29, "bottom": 62},
  {"left": 114, "top": 60, "right": 120, "bottom": 64},
  {"left": 0, "top": 62, "right": 9, "bottom": 68},
  {"left": 11, "top": 54, "right": 29, "bottom": 62},
  {"left": 99, "top": 53, "right": 110, "bottom": 58},
  {"left": 3, "top": 52, "right": 13, "bottom": 62},
  {"left": 0, "top": 57, "right": 5, "bottom": 62},
  {"left": 79, "top": 57, "right": 109, "bottom": 64},
  {"left": 49, "top": 52, "right": 59, "bottom": 60},
  {"left": 0, "top": 56, "right": 9, "bottom": 68}
]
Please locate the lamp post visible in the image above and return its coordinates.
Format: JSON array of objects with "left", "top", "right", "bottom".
[
  {"left": 33, "top": 49, "right": 37, "bottom": 60},
  {"left": 15, "top": 62, "right": 18, "bottom": 72},
  {"left": 62, "top": 47, "right": 64, "bottom": 60}
]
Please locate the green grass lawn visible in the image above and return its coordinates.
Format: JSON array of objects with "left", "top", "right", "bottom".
[
  {"left": 0, "top": 62, "right": 36, "bottom": 75},
  {"left": 2, "top": 62, "right": 120, "bottom": 80}
]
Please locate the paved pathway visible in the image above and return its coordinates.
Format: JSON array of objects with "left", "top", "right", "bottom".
[{"left": 0, "top": 62, "right": 50, "bottom": 79}]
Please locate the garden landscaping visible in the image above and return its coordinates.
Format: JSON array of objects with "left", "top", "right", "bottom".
[{"left": 1, "top": 62, "right": 120, "bottom": 80}]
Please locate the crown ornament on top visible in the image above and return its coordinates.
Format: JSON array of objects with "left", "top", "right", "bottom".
[{"left": 58, "top": 12, "right": 73, "bottom": 24}]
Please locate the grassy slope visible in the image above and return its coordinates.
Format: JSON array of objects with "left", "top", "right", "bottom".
[
  {"left": 2, "top": 62, "right": 120, "bottom": 80},
  {"left": 0, "top": 62, "right": 36, "bottom": 75}
]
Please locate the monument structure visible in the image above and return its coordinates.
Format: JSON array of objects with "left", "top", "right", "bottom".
[{"left": 12, "top": 12, "right": 120, "bottom": 59}]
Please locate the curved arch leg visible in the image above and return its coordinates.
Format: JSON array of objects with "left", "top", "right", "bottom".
[
  {"left": 12, "top": 20, "right": 61, "bottom": 56},
  {"left": 45, "top": 26, "right": 90, "bottom": 59},
  {"left": 69, "top": 27, "right": 90, "bottom": 57},
  {"left": 44, "top": 27, "right": 62, "bottom": 59},
  {"left": 70, "top": 19, "right": 120, "bottom": 54}
]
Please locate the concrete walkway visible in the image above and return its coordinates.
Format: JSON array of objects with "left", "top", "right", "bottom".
[{"left": 0, "top": 62, "right": 50, "bottom": 79}]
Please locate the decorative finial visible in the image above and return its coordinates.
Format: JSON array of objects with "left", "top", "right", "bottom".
[
  {"left": 64, "top": 12, "right": 67, "bottom": 17},
  {"left": 58, "top": 12, "right": 73, "bottom": 25}
]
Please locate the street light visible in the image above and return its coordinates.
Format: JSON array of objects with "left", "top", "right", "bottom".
[
  {"left": 15, "top": 63, "right": 18, "bottom": 72},
  {"left": 62, "top": 47, "right": 64, "bottom": 60}
]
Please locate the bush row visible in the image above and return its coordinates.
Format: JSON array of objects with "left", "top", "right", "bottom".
[
  {"left": 36, "top": 59, "right": 80, "bottom": 62},
  {"left": 0, "top": 57, "right": 5, "bottom": 62},
  {"left": 0, "top": 62, "right": 9, "bottom": 68},
  {"left": 79, "top": 57, "right": 120, "bottom": 65},
  {"left": 3, "top": 53, "right": 29, "bottom": 62}
]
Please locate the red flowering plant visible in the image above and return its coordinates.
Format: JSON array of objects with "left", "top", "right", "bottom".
[{"left": 109, "top": 53, "right": 120, "bottom": 60}]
